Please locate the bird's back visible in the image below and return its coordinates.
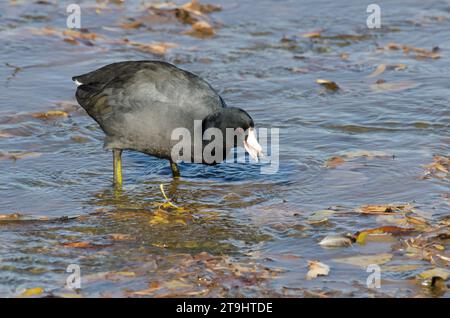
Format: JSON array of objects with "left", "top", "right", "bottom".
[{"left": 73, "top": 61, "right": 225, "bottom": 158}]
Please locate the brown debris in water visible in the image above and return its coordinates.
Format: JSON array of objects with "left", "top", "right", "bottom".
[
  {"left": 306, "top": 261, "right": 330, "bottom": 280},
  {"left": 0, "top": 151, "right": 42, "bottom": 161},
  {"left": 324, "top": 151, "right": 391, "bottom": 168},
  {"left": 185, "top": 21, "right": 215, "bottom": 38},
  {"left": 315, "top": 79, "right": 340, "bottom": 91},
  {"left": 126, "top": 40, "right": 178, "bottom": 56},
  {"left": 384, "top": 42, "right": 440, "bottom": 59},
  {"left": 422, "top": 155, "right": 449, "bottom": 179},
  {"left": 148, "top": 1, "right": 218, "bottom": 38},
  {"left": 357, "top": 204, "right": 413, "bottom": 215},
  {"left": 32, "top": 110, "right": 68, "bottom": 119},
  {"left": 128, "top": 251, "right": 282, "bottom": 297}
]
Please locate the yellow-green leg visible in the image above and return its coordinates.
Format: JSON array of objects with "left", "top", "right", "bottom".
[
  {"left": 113, "top": 149, "right": 123, "bottom": 188},
  {"left": 170, "top": 160, "right": 180, "bottom": 178}
]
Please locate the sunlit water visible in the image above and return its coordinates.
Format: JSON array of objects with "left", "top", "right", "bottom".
[{"left": 0, "top": 0, "right": 449, "bottom": 297}]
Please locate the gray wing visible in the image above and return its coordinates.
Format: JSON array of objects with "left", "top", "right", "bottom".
[{"left": 73, "top": 61, "right": 225, "bottom": 156}]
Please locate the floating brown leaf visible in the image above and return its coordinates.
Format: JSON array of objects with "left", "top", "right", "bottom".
[
  {"left": 32, "top": 110, "right": 68, "bottom": 119},
  {"left": 333, "top": 253, "right": 393, "bottom": 267},
  {"left": 387, "top": 42, "right": 400, "bottom": 50},
  {"left": 21, "top": 287, "right": 44, "bottom": 297},
  {"left": 418, "top": 268, "right": 449, "bottom": 280},
  {"left": 367, "top": 64, "right": 386, "bottom": 78},
  {"left": 303, "top": 31, "right": 322, "bottom": 38},
  {"left": 325, "top": 151, "right": 390, "bottom": 169},
  {"left": 371, "top": 81, "right": 418, "bottom": 92},
  {"left": 120, "top": 20, "right": 144, "bottom": 29},
  {"left": 63, "top": 37, "right": 79, "bottom": 45},
  {"left": 182, "top": 0, "right": 221, "bottom": 14},
  {"left": 355, "top": 226, "right": 415, "bottom": 244},
  {"left": 62, "top": 29, "right": 100, "bottom": 41},
  {"left": 105, "top": 271, "right": 136, "bottom": 280},
  {"left": 29, "top": 26, "right": 60, "bottom": 37},
  {"left": 0, "top": 213, "right": 21, "bottom": 220},
  {"left": 186, "top": 21, "right": 215, "bottom": 38},
  {"left": 129, "top": 41, "right": 177, "bottom": 55},
  {"left": 131, "top": 282, "right": 162, "bottom": 296},
  {"left": 319, "top": 235, "right": 354, "bottom": 248},
  {"left": 423, "top": 155, "right": 449, "bottom": 179},
  {"left": 0, "top": 131, "right": 14, "bottom": 138},
  {"left": 0, "top": 151, "right": 42, "bottom": 161},
  {"left": 306, "top": 260, "right": 330, "bottom": 280},
  {"left": 324, "top": 156, "right": 345, "bottom": 168},
  {"left": 386, "top": 42, "right": 440, "bottom": 59},
  {"left": 357, "top": 204, "right": 413, "bottom": 215},
  {"left": 108, "top": 233, "right": 134, "bottom": 241},
  {"left": 316, "top": 79, "right": 339, "bottom": 91},
  {"left": 394, "top": 64, "right": 407, "bottom": 71},
  {"left": 340, "top": 53, "right": 349, "bottom": 60},
  {"left": 60, "top": 242, "right": 95, "bottom": 248}
]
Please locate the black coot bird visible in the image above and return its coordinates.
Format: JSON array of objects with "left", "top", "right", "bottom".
[{"left": 73, "top": 60, "right": 262, "bottom": 186}]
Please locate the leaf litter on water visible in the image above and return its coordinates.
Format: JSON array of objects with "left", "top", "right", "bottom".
[
  {"left": 333, "top": 253, "right": 393, "bottom": 267},
  {"left": 306, "top": 261, "right": 330, "bottom": 280}
]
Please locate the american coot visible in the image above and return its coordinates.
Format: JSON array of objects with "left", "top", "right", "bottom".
[{"left": 73, "top": 60, "right": 262, "bottom": 186}]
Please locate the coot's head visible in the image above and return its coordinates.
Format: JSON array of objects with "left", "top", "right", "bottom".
[{"left": 202, "top": 107, "right": 263, "bottom": 162}]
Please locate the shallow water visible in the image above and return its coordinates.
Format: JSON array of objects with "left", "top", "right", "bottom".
[{"left": 0, "top": 0, "right": 449, "bottom": 297}]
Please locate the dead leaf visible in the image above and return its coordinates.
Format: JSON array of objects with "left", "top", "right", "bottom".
[
  {"left": 325, "top": 151, "right": 390, "bottom": 168},
  {"left": 319, "top": 235, "right": 354, "bottom": 248},
  {"left": 21, "top": 287, "right": 44, "bottom": 297},
  {"left": 367, "top": 64, "right": 386, "bottom": 78},
  {"left": 62, "top": 29, "right": 99, "bottom": 41},
  {"left": 344, "top": 150, "right": 391, "bottom": 159},
  {"left": 0, "top": 151, "right": 42, "bottom": 161},
  {"left": 306, "top": 260, "right": 330, "bottom": 280},
  {"left": 63, "top": 37, "right": 79, "bottom": 45},
  {"left": 355, "top": 226, "right": 415, "bottom": 244},
  {"left": 182, "top": 0, "right": 221, "bottom": 14},
  {"left": 393, "top": 64, "right": 407, "bottom": 71},
  {"left": 423, "top": 155, "right": 449, "bottom": 179},
  {"left": 108, "top": 233, "right": 134, "bottom": 241},
  {"left": 418, "top": 268, "right": 449, "bottom": 280},
  {"left": 120, "top": 20, "right": 144, "bottom": 29},
  {"left": 71, "top": 136, "right": 90, "bottom": 143},
  {"left": 303, "top": 31, "right": 322, "bottom": 38},
  {"left": 308, "top": 210, "right": 335, "bottom": 222},
  {"left": 60, "top": 242, "right": 95, "bottom": 248},
  {"left": 0, "top": 131, "right": 14, "bottom": 138},
  {"left": 316, "top": 79, "right": 339, "bottom": 91},
  {"left": 131, "top": 282, "right": 161, "bottom": 296},
  {"left": 357, "top": 204, "right": 413, "bottom": 215},
  {"left": 321, "top": 34, "right": 370, "bottom": 41},
  {"left": 54, "top": 293, "right": 82, "bottom": 298},
  {"left": 0, "top": 213, "right": 21, "bottom": 220},
  {"left": 324, "top": 156, "right": 345, "bottom": 168},
  {"left": 307, "top": 218, "right": 329, "bottom": 226},
  {"left": 149, "top": 210, "right": 170, "bottom": 225},
  {"left": 186, "top": 21, "right": 215, "bottom": 38},
  {"left": 333, "top": 253, "right": 393, "bottom": 267},
  {"left": 289, "top": 67, "right": 309, "bottom": 74},
  {"left": 340, "top": 53, "right": 349, "bottom": 60},
  {"left": 129, "top": 41, "right": 177, "bottom": 55},
  {"left": 386, "top": 42, "right": 440, "bottom": 59},
  {"left": 29, "top": 26, "right": 60, "bottom": 37},
  {"left": 106, "top": 271, "right": 136, "bottom": 279},
  {"left": 387, "top": 42, "right": 400, "bottom": 50},
  {"left": 32, "top": 110, "right": 68, "bottom": 119},
  {"left": 382, "top": 264, "right": 421, "bottom": 272},
  {"left": 371, "top": 81, "right": 418, "bottom": 92}
]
